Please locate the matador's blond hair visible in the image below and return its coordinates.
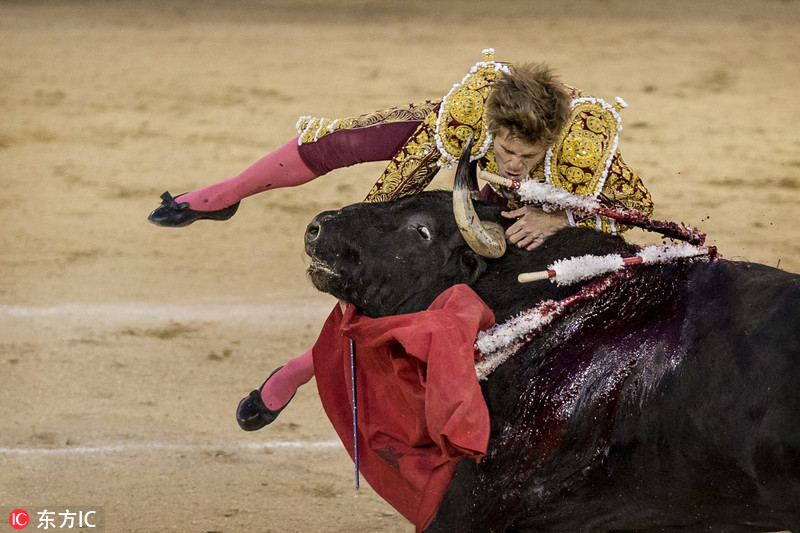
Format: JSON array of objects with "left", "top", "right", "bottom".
[{"left": 485, "top": 62, "right": 571, "bottom": 148}]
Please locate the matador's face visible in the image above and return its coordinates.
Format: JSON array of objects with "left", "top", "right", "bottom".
[{"left": 492, "top": 129, "right": 547, "bottom": 182}]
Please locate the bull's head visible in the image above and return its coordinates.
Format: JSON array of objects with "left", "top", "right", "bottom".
[{"left": 304, "top": 139, "right": 508, "bottom": 318}]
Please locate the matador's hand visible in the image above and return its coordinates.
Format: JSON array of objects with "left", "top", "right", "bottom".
[{"left": 501, "top": 206, "right": 569, "bottom": 250}]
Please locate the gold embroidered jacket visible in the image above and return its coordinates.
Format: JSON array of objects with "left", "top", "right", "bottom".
[{"left": 296, "top": 50, "right": 653, "bottom": 233}]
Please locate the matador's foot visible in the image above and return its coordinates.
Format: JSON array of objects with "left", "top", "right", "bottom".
[
  {"left": 236, "top": 367, "right": 294, "bottom": 431},
  {"left": 147, "top": 191, "right": 239, "bottom": 227}
]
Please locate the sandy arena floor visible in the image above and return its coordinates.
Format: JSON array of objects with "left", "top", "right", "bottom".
[{"left": 1, "top": 1, "right": 799, "bottom": 531}]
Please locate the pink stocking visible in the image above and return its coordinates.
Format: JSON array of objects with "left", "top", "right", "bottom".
[
  {"left": 260, "top": 347, "right": 315, "bottom": 410},
  {"left": 177, "top": 137, "right": 317, "bottom": 211}
]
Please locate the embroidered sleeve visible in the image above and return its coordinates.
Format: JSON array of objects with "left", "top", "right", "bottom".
[
  {"left": 296, "top": 100, "right": 437, "bottom": 145},
  {"left": 293, "top": 100, "right": 438, "bottom": 178}
]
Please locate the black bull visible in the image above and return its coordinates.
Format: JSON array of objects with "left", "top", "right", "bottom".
[{"left": 304, "top": 190, "right": 800, "bottom": 532}]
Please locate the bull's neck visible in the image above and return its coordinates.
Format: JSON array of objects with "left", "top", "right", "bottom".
[{"left": 472, "top": 228, "right": 639, "bottom": 322}]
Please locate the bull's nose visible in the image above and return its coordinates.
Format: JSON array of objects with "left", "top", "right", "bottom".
[
  {"left": 306, "top": 211, "right": 338, "bottom": 246},
  {"left": 305, "top": 220, "right": 321, "bottom": 244}
]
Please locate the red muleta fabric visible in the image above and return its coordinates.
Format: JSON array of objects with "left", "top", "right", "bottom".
[{"left": 311, "top": 284, "right": 495, "bottom": 531}]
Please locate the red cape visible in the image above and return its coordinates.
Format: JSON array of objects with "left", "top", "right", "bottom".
[{"left": 312, "top": 284, "right": 495, "bottom": 531}]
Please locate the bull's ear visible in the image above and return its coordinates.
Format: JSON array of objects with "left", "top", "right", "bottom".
[{"left": 461, "top": 250, "right": 488, "bottom": 284}]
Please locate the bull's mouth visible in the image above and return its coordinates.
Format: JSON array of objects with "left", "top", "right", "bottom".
[
  {"left": 307, "top": 259, "right": 336, "bottom": 277},
  {"left": 306, "top": 257, "right": 343, "bottom": 293},
  {"left": 307, "top": 257, "right": 357, "bottom": 306}
]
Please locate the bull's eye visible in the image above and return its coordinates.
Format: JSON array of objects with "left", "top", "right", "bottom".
[{"left": 416, "top": 225, "right": 432, "bottom": 241}]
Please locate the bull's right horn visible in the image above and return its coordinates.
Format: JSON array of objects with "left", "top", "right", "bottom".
[{"left": 453, "top": 135, "right": 507, "bottom": 259}]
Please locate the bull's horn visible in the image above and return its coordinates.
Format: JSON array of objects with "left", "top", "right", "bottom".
[{"left": 453, "top": 135, "right": 507, "bottom": 259}]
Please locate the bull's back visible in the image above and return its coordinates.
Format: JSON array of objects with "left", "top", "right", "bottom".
[
  {"left": 519, "top": 259, "right": 800, "bottom": 530},
  {"left": 678, "top": 259, "right": 800, "bottom": 458},
  {"left": 613, "top": 259, "right": 800, "bottom": 527}
]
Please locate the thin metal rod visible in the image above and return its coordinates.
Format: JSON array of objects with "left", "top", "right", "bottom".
[{"left": 350, "top": 339, "right": 359, "bottom": 489}]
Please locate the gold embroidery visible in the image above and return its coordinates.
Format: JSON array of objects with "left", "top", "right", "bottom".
[
  {"left": 480, "top": 146, "right": 501, "bottom": 176},
  {"left": 546, "top": 98, "right": 620, "bottom": 198},
  {"left": 450, "top": 92, "right": 483, "bottom": 126},
  {"left": 296, "top": 100, "right": 438, "bottom": 145},
  {"left": 434, "top": 50, "right": 510, "bottom": 167},
  {"left": 563, "top": 165, "right": 590, "bottom": 184},
  {"left": 562, "top": 130, "right": 603, "bottom": 169},
  {"left": 364, "top": 111, "right": 441, "bottom": 203},
  {"left": 365, "top": 51, "right": 510, "bottom": 202},
  {"left": 586, "top": 115, "right": 605, "bottom": 134}
]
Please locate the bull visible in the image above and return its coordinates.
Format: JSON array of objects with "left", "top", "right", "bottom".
[{"left": 303, "top": 145, "right": 800, "bottom": 532}]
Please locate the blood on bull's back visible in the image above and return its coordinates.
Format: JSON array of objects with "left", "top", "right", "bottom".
[{"left": 429, "top": 255, "right": 800, "bottom": 532}]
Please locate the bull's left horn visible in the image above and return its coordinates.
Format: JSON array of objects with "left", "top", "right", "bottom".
[{"left": 453, "top": 135, "right": 507, "bottom": 259}]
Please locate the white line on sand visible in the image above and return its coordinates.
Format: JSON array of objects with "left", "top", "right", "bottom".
[
  {"left": 0, "top": 440, "right": 342, "bottom": 456},
  {"left": 0, "top": 302, "right": 331, "bottom": 322},
  {"left": 0, "top": 303, "right": 342, "bottom": 458}
]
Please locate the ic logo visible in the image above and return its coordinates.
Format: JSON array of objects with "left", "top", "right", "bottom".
[{"left": 9, "top": 509, "right": 29, "bottom": 530}]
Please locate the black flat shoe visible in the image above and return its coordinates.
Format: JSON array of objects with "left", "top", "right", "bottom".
[
  {"left": 236, "top": 367, "right": 295, "bottom": 431},
  {"left": 147, "top": 191, "right": 240, "bottom": 227}
]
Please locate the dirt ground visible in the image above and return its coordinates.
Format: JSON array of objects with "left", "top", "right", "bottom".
[{"left": 1, "top": 1, "right": 798, "bottom": 531}]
